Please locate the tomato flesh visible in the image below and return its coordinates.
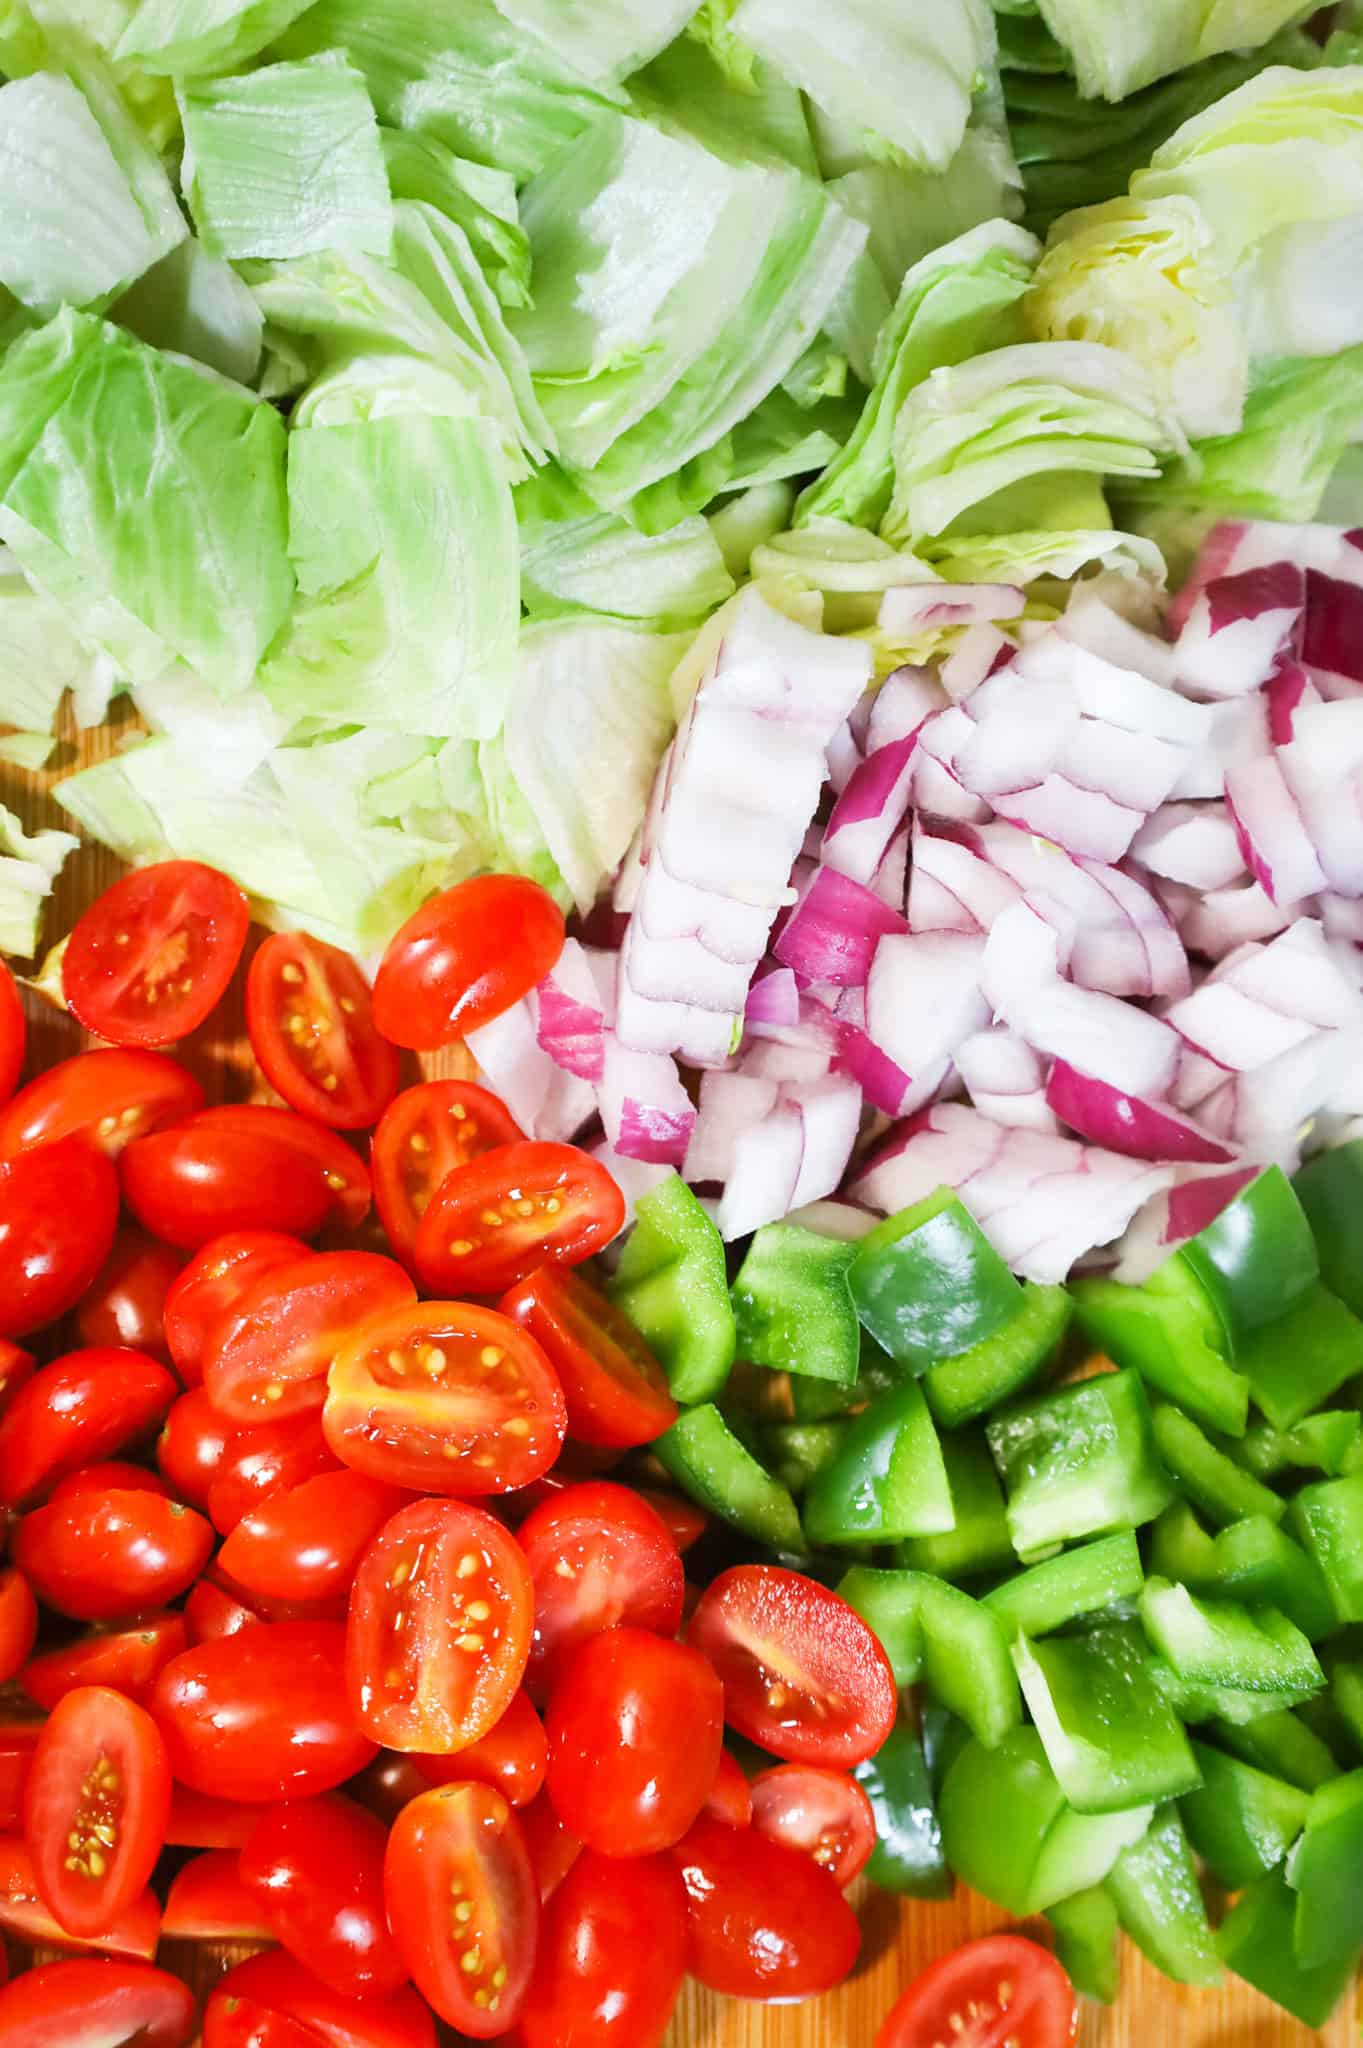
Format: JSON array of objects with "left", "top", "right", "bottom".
[
  {"left": 673, "top": 1813, "right": 861, "bottom": 2000},
  {"left": 875, "top": 1935, "right": 1080, "bottom": 2048},
  {"left": 162, "top": 1849, "right": 274, "bottom": 1941},
  {"left": 163, "top": 1230, "right": 310, "bottom": 1387},
  {"left": 248, "top": 932, "right": 400, "bottom": 1131},
  {"left": 0, "top": 1048, "right": 204, "bottom": 1161},
  {"left": 241, "top": 1792, "right": 407, "bottom": 1997},
  {"left": 208, "top": 1951, "right": 436, "bottom": 2048},
  {"left": 0, "top": 1959, "right": 195, "bottom": 2048},
  {"left": 373, "top": 874, "right": 565, "bottom": 1051},
  {"left": 0, "top": 1837, "right": 161, "bottom": 1958},
  {"left": 516, "top": 1481, "right": 684, "bottom": 1700},
  {"left": 0, "top": 1135, "right": 119, "bottom": 1337},
  {"left": 25, "top": 1685, "right": 171, "bottom": 1940},
  {"left": 62, "top": 860, "right": 249, "bottom": 1047},
  {"left": 372, "top": 1079, "right": 522, "bottom": 1264},
  {"left": 203, "top": 1250, "right": 416, "bottom": 1423},
  {"left": 750, "top": 1764, "right": 876, "bottom": 1887},
  {"left": 0, "top": 1344, "right": 178, "bottom": 1508},
  {"left": 14, "top": 1490, "right": 214, "bottom": 1621},
  {"left": 499, "top": 1267, "right": 676, "bottom": 1449},
  {"left": 415, "top": 1141, "right": 625, "bottom": 1297},
  {"left": 518, "top": 1849, "right": 688, "bottom": 2048}
]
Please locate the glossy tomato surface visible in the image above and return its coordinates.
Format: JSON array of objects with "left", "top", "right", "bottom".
[
  {"left": 0, "top": 1345, "right": 178, "bottom": 1507},
  {"left": 189, "top": 1106, "right": 373, "bottom": 1233},
  {"left": 164, "top": 1785, "right": 256, "bottom": 1850},
  {"left": 62, "top": 860, "right": 249, "bottom": 1047},
  {"left": 384, "top": 1782, "right": 537, "bottom": 2036},
  {"left": 162, "top": 1848, "right": 273, "bottom": 1940},
  {"left": 324, "top": 1300, "right": 564, "bottom": 1495},
  {"left": 21, "top": 1612, "right": 187, "bottom": 1712},
  {"left": 412, "top": 1689, "right": 546, "bottom": 1809},
  {"left": 248, "top": 932, "right": 400, "bottom": 1130},
  {"left": 151, "top": 1622, "right": 375, "bottom": 1801},
  {"left": 372, "top": 1080, "right": 522, "bottom": 1264},
  {"left": 157, "top": 1388, "right": 239, "bottom": 1509},
  {"left": 415, "top": 1141, "right": 625, "bottom": 1297},
  {"left": 25, "top": 1686, "right": 170, "bottom": 1940},
  {"left": 203, "top": 1251, "right": 415, "bottom": 1423},
  {"left": 750, "top": 1764, "right": 876, "bottom": 1887},
  {"left": 517, "top": 1849, "right": 688, "bottom": 2048},
  {"left": 0, "top": 1567, "right": 36, "bottom": 1683},
  {"left": 0, "top": 1959, "right": 195, "bottom": 2048},
  {"left": 0, "top": 1049, "right": 204, "bottom": 1161},
  {"left": 241, "top": 1793, "right": 407, "bottom": 1996},
  {"left": 372, "top": 875, "right": 564, "bottom": 1051},
  {"left": 205, "top": 1409, "right": 341, "bottom": 1536},
  {"left": 122, "top": 1117, "right": 335, "bottom": 1249},
  {"left": 47, "top": 1461, "right": 170, "bottom": 1504},
  {"left": 499, "top": 1267, "right": 676, "bottom": 1448},
  {"left": 163, "top": 1231, "right": 310, "bottom": 1387},
  {"left": 673, "top": 1813, "right": 861, "bottom": 2000},
  {"left": 207, "top": 1951, "right": 436, "bottom": 2048},
  {"left": 705, "top": 1749, "right": 754, "bottom": 1829},
  {"left": 76, "top": 1230, "right": 184, "bottom": 1359},
  {"left": 219, "top": 1469, "right": 407, "bottom": 1606},
  {"left": 518, "top": 1787, "right": 582, "bottom": 1902},
  {"left": 0, "top": 958, "right": 24, "bottom": 1106},
  {"left": 875, "top": 1935, "right": 1079, "bottom": 2048},
  {"left": 0, "top": 1837, "right": 160, "bottom": 1957},
  {"left": 204, "top": 1995, "right": 322, "bottom": 2048},
  {"left": 0, "top": 1135, "right": 119, "bottom": 1337},
  {"left": 517, "top": 1481, "right": 684, "bottom": 1699},
  {"left": 14, "top": 1491, "right": 214, "bottom": 1621},
  {"left": 346, "top": 1498, "right": 532, "bottom": 1754}
]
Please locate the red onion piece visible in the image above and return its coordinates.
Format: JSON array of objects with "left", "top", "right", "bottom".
[
  {"left": 599, "top": 1039, "right": 696, "bottom": 1167},
  {"left": 955, "top": 1028, "right": 1057, "bottom": 1133},
  {"left": 865, "top": 931, "right": 989, "bottom": 1077},
  {"left": 536, "top": 938, "right": 612, "bottom": 1083},
  {"left": 775, "top": 866, "right": 910, "bottom": 988},
  {"left": 1045, "top": 1059, "right": 1236, "bottom": 1163},
  {"left": 879, "top": 583, "right": 1024, "bottom": 635},
  {"left": 822, "top": 739, "right": 918, "bottom": 887},
  {"left": 1165, "top": 918, "right": 1363, "bottom": 1072},
  {"left": 467, "top": 997, "right": 595, "bottom": 1143},
  {"left": 1129, "top": 802, "right": 1246, "bottom": 892},
  {"left": 1174, "top": 562, "right": 1305, "bottom": 700}
]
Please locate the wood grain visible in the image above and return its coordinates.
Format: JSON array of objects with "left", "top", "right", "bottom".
[{"left": 2, "top": 701, "right": 1355, "bottom": 2046}]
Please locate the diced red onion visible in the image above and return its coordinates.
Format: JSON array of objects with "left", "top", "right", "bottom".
[
  {"left": 879, "top": 583, "right": 1025, "bottom": 635},
  {"left": 1265, "top": 660, "right": 1320, "bottom": 745},
  {"left": 1223, "top": 756, "right": 1328, "bottom": 907},
  {"left": 598, "top": 1038, "right": 696, "bottom": 1168},
  {"left": 871, "top": 825, "right": 909, "bottom": 915},
  {"left": 1169, "top": 877, "right": 1291, "bottom": 961},
  {"left": 1111, "top": 1165, "right": 1258, "bottom": 1282},
  {"left": 940, "top": 625, "right": 1015, "bottom": 703},
  {"left": 685, "top": 1071, "right": 780, "bottom": 1185},
  {"left": 715, "top": 1107, "right": 805, "bottom": 1240},
  {"left": 869, "top": 667, "right": 947, "bottom": 749},
  {"left": 467, "top": 997, "right": 595, "bottom": 1143},
  {"left": 1045, "top": 1059, "right": 1235, "bottom": 1163},
  {"left": 911, "top": 708, "right": 992, "bottom": 822},
  {"left": 865, "top": 931, "right": 989, "bottom": 1077},
  {"left": 822, "top": 739, "right": 917, "bottom": 887},
  {"left": 1174, "top": 562, "right": 1305, "bottom": 700},
  {"left": 954, "top": 1028, "right": 1057, "bottom": 1133},
  {"left": 1303, "top": 571, "right": 1363, "bottom": 692},
  {"left": 745, "top": 967, "right": 801, "bottom": 1032},
  {"left": 813, "top": 986, "right": 927, "bottom": 1119},
  {"left": 775, "top": 866, "right": 909, "bottom": 988},
  {"left": 1169, "top": 522, "right": 1363, "bottom": 638},
  {"left": 1060, "top": 582, "right": 1179, "bottom": 689},
  {"left": 1129, "top": 802, "right": 1246, "bottom": 892},
  {"left": 1164, "top": 918, "right": 1363, "bottom": 1071},
  {"left": 826, "top": 720, "right": 863, "bottom": 797},
  {"left": 1171, "top": 694, "right": 1271, "bottom": 800},
  {"left": 785, "top": 1199, "right": 878, "bottom": 1240},
  {"left": 536, "top": 938, "right": 612, "bottom": 1083}
]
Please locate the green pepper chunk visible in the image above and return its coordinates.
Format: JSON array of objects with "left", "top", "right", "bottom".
[
  {"left": 1148, "top": 1403, "right": 1283, "bottom": 1528},
  {"left": 1179, "top": 1742, "right": 1310, "bottom": 1889},
  {"left": 986, "top": 1368, "right": 1174, "bottom": 1555},
  {"left": 761, "top": 1420, "right": 847, "bottom": 1498},
  {"left": 922, "top": 1282, "right": 1071, "bottom": 1428},
  {"left": 837, "top": 1566, "right": 1020, "bottom": 1748},
  {"left": 790, "top": 1334, "right": 902, "bottom": 1422},
  {"left": 1046, "top": 1887, "right": 1120, "bottom": 2005},
  {"left": 608, "top": 1174, "right": 734, "bottom": 1404},
  {"left": 803, "top": 1378, "right": 952, "bottom": 1548},
  {"left": 847, "top": 1188, "right": 1023, "bottom": 1374},
  {"left": 1179, "top": 1165, "right": 1319, "bottom": 1343},
  {"left": 1070, "top": 1257, "right": 1248, "bottom": 1436},
  {"left": 1294, "top": 1139, "right": 1363, "bottom": 1317},
  {"left": 1150, "top": 1657, "right": 1292, "bottom": 1729},
  {"left": 1289, "top": 1471, "right": 1363, "bottom": 1623},
  {"left": 852, "top": 1710, "right": 952, "bottom": 1899},
  {"left": 731, "top": 1223, "right": 860, "bottom": 1386},
  {"left": 1326, "top": 1654, "right": 1363, "bottom": 1758},
  {"left": 1290, "top": 1769, "right": 1363, "bottom": 1966},
  {"left": 1013, "top": 1623, "right": 1200, "bottom": 1815},
  {"left": 1236, "top": 1282, "right": 1363, "bottom": 1431},
  {"left": 1236, "top": 1410, "right": 1362, "bottom": 1482},
  {"left": 1139, "top": 1577, "right": 1323, "bottom": 1699},
  {"left": 895, "top": 1430, "right": 1015, "bottom": 1582},
  {"left": 1211, "top": 1708, "right": 1340, "bottom": 1791},
  {"left": 940, "top": 1728, "right": 1152, "bottom": 1917},
  {"left": 983, "top": 1531, "right": 1144, "bottom": 1638},
  {"left": 651, "top": 1402, "right": 805, "bottom": 1553},
  {"left": 1219, "top": 1867, "right": 1358, "bottom": 2028},
  {"left": 1104, "top": 1807, "right": 1220, "bottom": 1987}
]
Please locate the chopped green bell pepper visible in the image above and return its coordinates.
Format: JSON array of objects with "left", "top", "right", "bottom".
[
  {"left": 1179, "top": 1741, "right": 1310, "bottom": 1889},
  {"left": 1013, "top": 1622, "right": 1200, "bottom": 1816},
  {"left": 837, "top": 1567, "right": 1020, "bottom": 1748},
  {"left": 921, "top": 1281, "right": 1071, "bottom": 1429},
  {"left": 803, "top": 1378, "right": 952, "bottom": 1548},
  {"left": 1211, "top": 1708, "right": 1340, "bottom": 1791},
  {"left": 1151, "top": 1658, "right": 1294, "bottom": 1729},
  {"left": 1150, "top": 1503, "right": 1337, "bottom": 1642},
  {"left": 895, "top": 1430, "right": 1015, "bottom": 1581},
  {"left": 762, "top": 1420, "right": 847, "bottom": 1498},
  {"left": 790, "top": 1334, "right": 902, "bottom": 1422},
  {"left": 921, "top": 1701, "right": 970, "bottom": 1792},
  {"left": 609, "top": 1174, "right": 735, "bottom": 1404},
  {"left": 1326, "top": 1653, "right": 1363, "bottom": 1759},
  {"left": 1289, "top": 1471, "right": 1363, "bottom": 1623},
  {"left": 847, "top": 1188, "right": 1023, "bottom": 1375},
  {"left": 940, "top": 1728, "right": 1152, "bottom": 1916},
  {"left": 1149, "top": 1403, "right": 1284, "bottom": 1528},
  {"left": 1179, "top": 1165, "right": 1319, "bottom": 1343},
  {"left": 1219, "top": 1866, "right": 1358, "bottom": 2028},
  {"left": 1294, "top": 1139, "right": 1363, "bottom": 1318},
  {"left": 1236, "top": 1410, "right": 1362, "bottom": 1481},
  {"left": 1236, "top": 1282, "right": 1363, "bottom": 1431},
  {"left": 836, "top": 1565, "right": 923, "bottom": 1690},
  {"left": 652, "top": 1402, "right": 805, "bottom": 1554},
  {"left": 1046, "top": 1887, "right": 1120, "bottom": 2005},
  {"left": 1290, "top": 1769, "right": 1363, "bottom": 1967},
  {"left": 1139, "top": 1578, "right": 1323, "bottom": 1699},
  {"left": 731, "top": 1223, "right": 860, "bottom": 1387},
  {"left": 986, "top": 1368, "right": 1174, "bottom": 1555},
  {"left": 852, "top": 1710, "right": 952, "bottom": 1899},
  {"left": 1071, "top": 1258, "right": 1248, "bottom": 1437},
  {"left": 983, "top": 1531, "right": 1144, "bottom": 1638},
  {"left": 1105, "top": 1806, "right": 1221, "bottom": 1988}
]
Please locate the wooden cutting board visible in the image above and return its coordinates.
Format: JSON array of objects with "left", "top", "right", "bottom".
[{"left": 2, "top": 700, "right": 1353, "bottom": 2046}]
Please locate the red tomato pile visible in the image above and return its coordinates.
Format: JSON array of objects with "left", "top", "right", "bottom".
[{"left": 0, "top": 861, "right": 1076, "bottom": 2048}]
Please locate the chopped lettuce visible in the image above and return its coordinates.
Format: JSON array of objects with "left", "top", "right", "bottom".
[
  {"left": 0, "top": 802, "right": 77, "bottom": 958},
  {"left": 515, "top": 466, "right": 734, "bottom": 626},
  {"left": 1033, "top": 0, "right": 1311, "bottom": 101},
  {"left": 485, "top": 0, "right": 694, "bottom": 86},
  {"left": 113, "top": 0, "right": 316, "bottom": 76},
  {"left": 0, "top": 547, "right": 106, "bottom": 735},
  {"left": 380, "top": 131, "right": 530, "bottom": 309},
  {"left": 113, "top": 237, "right": 264, "bottom": 385}
]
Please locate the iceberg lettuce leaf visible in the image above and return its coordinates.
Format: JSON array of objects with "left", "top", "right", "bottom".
[
  {"left": 113, "top": 237, "right": 264, "bottom": 385},
  {"left": 515, "top": 466, "right": 734, "bottom": 626},
  {"left": 114, "top": 0, "right": 315, "bottom": 76}
]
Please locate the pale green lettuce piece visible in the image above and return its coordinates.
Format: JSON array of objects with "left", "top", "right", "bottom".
[
  {"left": 708, "top": 481, "right": 795, "bottom": 580},
  {"left": 798, "top": 220, "right": 1039, "bottom": 532},
  {"left": 1027, "top": 196, "right": 1247, "bottom": 440},
  {"left": 0, "top": 733, "right": 55, "bottom": 768},
  {"left": 729, "top": 0, "right": 996, "bottom": 174},
  {"left": 1244, "top": 215, "right": 1363, "bottom": 361},
  {"left": 488, "top": 0, "right": 694, "bottom": 85},
  {"left": 180, "top": 53, "right": 393, "bottom": 262},
  {"left": 0, "top": 547, "right": 103, "bottom": 732},
  {"left": 515, "top": 466, "right": 734, "bottom": 626},
  {"left": 1034, "top": 0, "right": 1310, "bottom": 101},
  {"left": 0, "top": 802, "right": 76, "bottom": 957},
  {"left": 273, "top": 0, "right": 620, "bottom": 182},
  {"left": 260, "top": 413, "right": 518, "bottom": 740},
  {"left": 381, "top": 130, "right": 529, "bottom": 308},
  {"left": 630, "top": 34, "right": 818, "bottom": 177},
  {"left": 685, "top": 0, "right": 756, "bottom": 89},
  {"left": 926, "top": 522, "right": 1167, "bottom": 584},
  {"left": 114, "top": 237, "right": 264, "bottom": 384},
  {"left": 0, "top": 314, "right": 291, "bottom": 694},
  {"left": 828, "top": 121, "right": 1026, "bottom": 307},
  {"left": 114, "top": 0, "right": 314, "bottom": 74}
]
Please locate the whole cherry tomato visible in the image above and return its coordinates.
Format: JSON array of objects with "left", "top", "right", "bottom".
[
  {"left": 750, "top": 1764, "right": 877, "bottom": 1887},
  {"left": 48, "top": 1461, "right": 172, "bottom": 1506},
  {"left": 0, "top": 1339, "right": 34, "bottom": 1415},
  {"left": 0, "top": 1049, "right": 204, "bottom": 1160},
  {"left": 240, "top": 1793, "right": 408, "bottom": 1997},
  {"left": 499, "top": 1267, "right": 677, "bottom": 1448},
  {"left": 689, "top": 1565, "right": 897, "bottom": 1767},
  {"left": 415, "top": 1141, "right": 625, "bottom": 1297},
  {"left": 25, "top": 1686, "right": 170, "bottom": 1939},
  {"left": 121, "top": 1116, "right": 335, "bottom": 1249},
  {"left": 163, "top": 1231, "right": 310, "bottom": 1386},
  {"left": 203, "top": 1251, "right": 416, "bottom": 1423},
  {"left": 21, "top": 1612, "right": 187, "bottom": 1712},
  {"left": 516, "top": 1482, "right": 684, "bottom": 1700},
  {"left": 0, "top": 958, "right": 24, "bottom": 1106},
  {"left": 190, "top": 1106, "right": 372, "bottom": 1233},
  {"left": 518, "top": 1850, "right": 688, "bottom": 2048},
  {"left": 205, "top": 1997, "right": 323, "bottom": 2048},
  {"left": 157, "top": 1388, "right": 239, "bottom": 1509},
  {"left": 76, "top": 1230, "right": 184, "bottom": 1360},
  {"left": 207, "top": 1952, "right": 436, "bottom": 2048},
  {"left": 875, "top": 1934, "right": 1079, "bottom": 2048},
  {"left": 183, "top": 1573, "right": 264, "bottom": 1644},
  {"left": 0, "top": 1568, "right": 36, "bottom": 1683},
  {"left": 0, "top": 1959, "right": 194, "bottom": 2048},
  {"left": 0, "top": 1135, "right": 119, "bottom": 1337},
  {"left": 373, "top": 875, "right": 564, "bottom": 1050},
  {"left": 518, "top": 1787, "right": 582, "bottom": 1902},
  {"left": 248, "top": 932, "right": 400, "bottom": 1130},
  {"left": 673, "top": 1813, "right": 862, "bottom": 1999},
  {"left": 412, "top": 1690, "right": 547, "bottom": 1809},
  {"left": 706, "top": 1749, "right": 754, "bottom": 1829},
  {"left": 371, "top": 1080, "right": 522, "bottom": 1264},
  {"left": 62, "top": 860, "right": 249, "bottom": 1047},
  {"left": 346, "top": 1497, "right": 532, "bottom": 1754},
  {"left": 162, "top": 1849, "right": 273, "bottom": 1941},
  {"left": 383, "top": 1782, "right": 537, "bottom": 2036},
  {"left": 206, "top": 1410, "right": 342, "bottom": 1536},
  {"left": 323, "top": 1300, "right": 565, "bottom": 1496},
  {"left": 165, "top": 1785, "right": 256, "bottom": 1850},
  {"left": 0, "top": 1345, "right": 178, "bottom": 1508},
  {"left": 0, "top": 1725, "right": 40, "bottom": 1833},
  {"left": 14, "top": 1491, "right": 214, "bottom": 1621},
  {"left": 0, "top": 1838, "right": 161, "bottom": 1957},
  {"left": 219, "top": 1470, "right": 407, "bottom": 1607},
  {"left": 152, "top": 1623, "right": 375, "bottom": 1802}
]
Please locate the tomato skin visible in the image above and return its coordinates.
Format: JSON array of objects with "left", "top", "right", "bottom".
[
  {"left": 689, "top": 1565, "right": 898, "bottom": 1768},
  {"left": 0, "top": 1048, "right": 205, "bottom": 1161},
  {"left": 0, "top": 1345, "right": 179, "bottom": 1508},
  {"left": 518, "top": 1850, "right": 688, "bottom": 2048},
  {"left": 706, "top": 1749, "right": 754, "bottom": 1829},
  {"left": 875, "top": 1934, "right": 1080, "bottom": 2048},
  {"left": 372, "top": 1080, "right": 523, "bottom": 1265},
  {"left": 25, "top": 1686, "right": 171, "bottom": 1940},
  {"left": 207, "top": 1410, "right": 342, "bottom": 1536},
  {"left": 0, "top": 1959, "right": 195, "bottom": 2048},
  {"left": 249, "top": 933, "right": 401, "bottom": 1131},
  {"left": 499, "top": 1268, "right": 677, "bottom": 1449},
  {"left": 0, "top": 959, "right": 25, "bottom": 1107},
  {"left": 412, "top": 1690, "right": 547, "bottom": 1809},
  {"left": 220, "top": 1470, "right": 408, "bottom": 1606},
  {"left": 324, "top": 1300, "right": 565, "bottom": 1497},
  {"left": 373, "top": 875, "right": 565, "bottom": 1051},
  {"left": 162, "top": 1849, "right": 273, "bottom": 1940},
  {"left": 183, "top": 1572, "right": 265, "bottom": 1644},
  {"left": 14, "top": 1491, "right": 214, "bottom": 1621},
  {"left": 165, "top": 1784, "right": 256, "bottom": 1849},
  {"left": 546, "top": 1627, "right": 723, "bottom": 1858},
  {"left": 152, "top": 1623, "right": 375, "bottom": 1802},
  {"left": 21, "top": 1612, "right": 187, "bottom": 1712},
  {"left": 0, "top": 1339, "right": 34, "bottom": 1415},
  {"left": 516, "top": 1482, "right": 684, "bottom": 1702},
  {"left": 0, "top": 1567, "right": 36, "bottom": 1682},
  {"left": 750, "top": 1764, "right": 876, "bottom": 1887},
  {"left": 384, "top": 1782, "right": 538, "bottom": 2036},
  {"left": 519, "top": 1787, "right": 582, "bottom": 1901},
  {"left": 347, "top": 1750, "right": 429, "bottom": 1826},
  {"left": 0, "top": 1725, "right": 40, "bottom": 1832},
  {"left": 208, "top": 1952, "right": 437, "bottom": 2048},
  {"left": 122, "top": 1118, "right": 336, "bottom": 1249},
  {"left": 673, "top": 1813, "right": 861, "bottom": 2000},
  {"left": 241, "top": 1794, "right": 408, "bottom": 1997},
  {"left": 49, "top": 1461, "right": 172, "bottom": 1505},
  {"left": 633, "top": 1486, "right": 707, "bottom": 1554},
  {"left": 164, "top": 1231, "right": 310, "bottom": 1387},
  {"left": 0, "top": 1135, "right": 120, "bottom": 1337},
  {"left": 0, "top": 1838, "right": 161, "bottom": 1958},
  {"left": 157, "top": 1387, "right": 239, "bottom": 1508},
  {"left": 191, "top": 1107, "right": 374, "bottom": 1234},
  {"left": 63, "top": 860, "right": 250, "bottom": 1048},
  {"left": 76, "top": 1228, "right": 185, "bottom": 1361},
  {"left": 204, "top": 1251, "right": 416, "bottom": 1424},
  {"left": 346, "top": 1498, "right": 533, "bottom": 1755},
  {"left": 415, "top": 1141, "right": 625, "bottom": 1297},
  {"left": 205, "top": 1996, "right": 323, "bottom": 2048}
]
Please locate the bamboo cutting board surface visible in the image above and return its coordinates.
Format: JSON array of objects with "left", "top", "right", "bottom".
[{"left": 1, "top": 698, "right": 1355, "bottom": 2047}]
